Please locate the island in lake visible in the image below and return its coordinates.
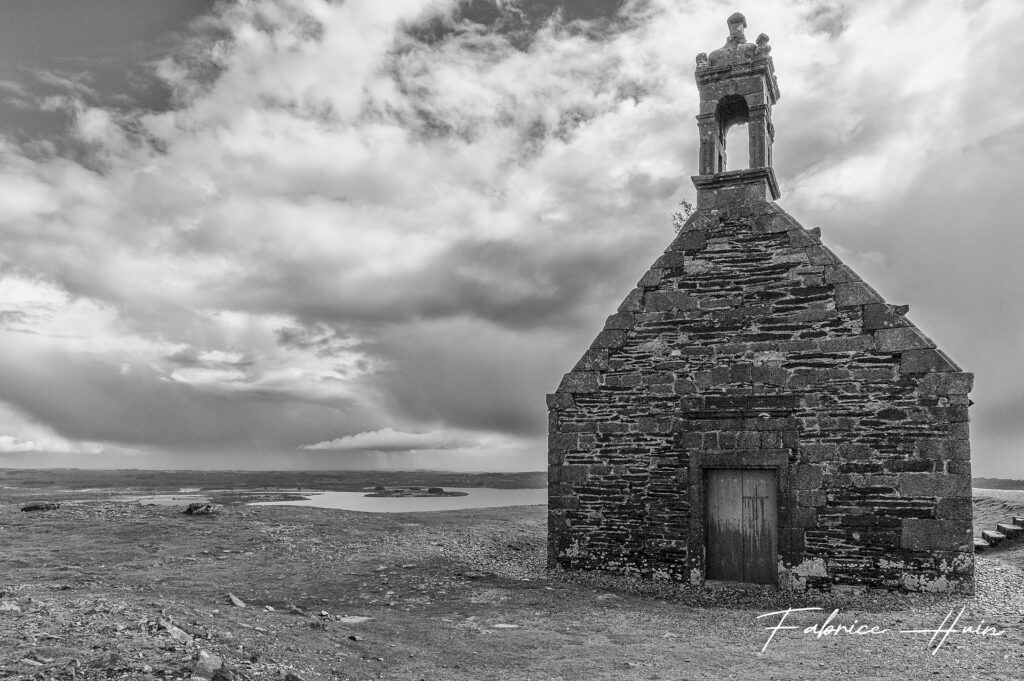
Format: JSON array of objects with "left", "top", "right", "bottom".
[{"left": 363, "top": 486, "right": 468, "bottom": 498}]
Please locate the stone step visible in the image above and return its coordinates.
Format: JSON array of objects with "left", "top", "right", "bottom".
[
  {"left": 996, "top": 523, "right": 1024, "bottom": 539},
  {"left": 982, "top": 530, "right": 1006, "bottom": 545},
  {"left": 973, "top": 537, "right": 991, "bottom": 552},
  {"left": 1013, "top": 516, "right": 1024, "bottom": 527}
]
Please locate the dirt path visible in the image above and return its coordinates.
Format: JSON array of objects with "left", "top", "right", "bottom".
[{"left": 0, "top": 489, "right": 1022, "bottom": 680}]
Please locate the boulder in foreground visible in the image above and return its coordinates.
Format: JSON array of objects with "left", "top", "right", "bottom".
[{"left": 21, "top": 502, "right": 60, "bottom": 512}]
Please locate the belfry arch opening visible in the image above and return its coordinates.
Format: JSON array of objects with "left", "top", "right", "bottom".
[
  {"left": 726, "top": 124, "right": 750, "bottom": 170},
  {"left": 717, "top": 95, "right": 750, "bottom": 172},
  {"left": 717, "top": 95, "right": 749, "bottom": 132}
]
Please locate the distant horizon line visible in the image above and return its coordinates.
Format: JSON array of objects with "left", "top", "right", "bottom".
[
  {"left": 0, "top": 467, "right": 547, "bottom": 474},
  {"left": 0, "top": 468, "right": 1019, "bottom": 483}
]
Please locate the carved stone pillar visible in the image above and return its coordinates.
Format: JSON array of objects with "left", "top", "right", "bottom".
[
  {"left": 697, "top": 114, "right": 723, "bottom": 175},
  {"left": 748, "top": 105, "right": 770, "bottom": 169}
]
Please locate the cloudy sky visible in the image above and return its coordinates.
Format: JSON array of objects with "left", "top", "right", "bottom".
[{"left": 0, "top": 0, "right": 1021, "bottom": 475}]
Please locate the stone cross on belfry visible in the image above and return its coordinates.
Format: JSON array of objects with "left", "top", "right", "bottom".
[{"left": 693, "top": 12, "right": 781, "bottom": 202}]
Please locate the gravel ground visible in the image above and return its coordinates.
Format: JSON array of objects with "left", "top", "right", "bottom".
[
  {"left": 549, "top": 546, "right": 1024, "bottom": 618},
  {"left": 1, "top": 490, "right": 1023, "bottom": 680}
]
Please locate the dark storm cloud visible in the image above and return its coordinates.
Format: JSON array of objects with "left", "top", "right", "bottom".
[
  {"left": 214, "top": 222, "right": 668, "bottom": 332},
  {"left": 973, "top": 393, "right": 1024, "bottom": 454},
  {"left": 403, "top": 0, "right": 636, "bottom": 51},
  {"left": 0, "top": 347, "right": 376, "bottom": 451},
  {"left": 0, "top": 0, "right": 217, "bottom": 64},
  {"left": 371, "top": 317, "right": 587, "bottom": 436},
  {"left": 275, "top": 324, "right": 358, "bottom": 359},
  {"left": 0, "top": 0, "right": 216, "bottom": 168},
  {"left": 798, "top": 1, "right": 852, "bottom": 38}
]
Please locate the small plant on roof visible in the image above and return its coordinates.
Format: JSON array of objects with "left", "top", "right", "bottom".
[{"left": 672, "top": 197, "right": 695, "bottom": 233}]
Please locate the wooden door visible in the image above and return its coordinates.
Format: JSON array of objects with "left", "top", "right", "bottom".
[{"left": 706, "top": 468, "right": 778, "bottom": 584}]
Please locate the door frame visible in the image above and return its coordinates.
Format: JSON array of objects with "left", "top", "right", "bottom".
[{"left": 688, "top": 448, "right": 791, "bottom": 587}]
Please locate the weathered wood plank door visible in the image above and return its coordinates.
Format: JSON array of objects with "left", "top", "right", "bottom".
[{"left": 706, "top": 468, "right": 778, "bottom": 584}]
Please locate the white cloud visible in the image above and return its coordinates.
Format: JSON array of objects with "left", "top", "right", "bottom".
[
  {"left": 0, "top": 402, "right": 104, "bottom": 455},
  {"left": 0, "top": 435, "right": 102, "bottom": 454},
  {"left": 0, "top": 79, "right": 29, "bottom": 97},
  {"left": 0, "top": 0, "right": 1022, "bottom": 473},
  {"left": 303, "top": 427, "right": 474, "bottom": 452}
]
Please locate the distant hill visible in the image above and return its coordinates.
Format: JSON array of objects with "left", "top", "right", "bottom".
[{"left": 973, "top": 477, "right": 1024, "bottom": 490}]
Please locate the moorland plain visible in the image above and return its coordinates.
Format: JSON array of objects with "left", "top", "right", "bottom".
[{"left": 1, "top": 471, "right": 1023, "bottom": 680}]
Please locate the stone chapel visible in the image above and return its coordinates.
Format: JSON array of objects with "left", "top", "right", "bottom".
[{"left": 546, "top": 13, "right": 974, "bottom": 593}]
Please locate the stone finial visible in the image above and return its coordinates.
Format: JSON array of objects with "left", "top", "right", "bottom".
[
  {"left": 696, "top": 52, "right": 710, "bottom": 68},
  {"left": 707, "top": 12, "right": 757, "bottom": 67},
  {"left": 755, "top": 33, "right": 771, "bottom": 56},
  {"left": 727, "top": 12, "right": 747, "bottom": 35}
]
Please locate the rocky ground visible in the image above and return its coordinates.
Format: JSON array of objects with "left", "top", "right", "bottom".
[{"left": 1, "top": 485, "right": 1023, "bottom": 680}]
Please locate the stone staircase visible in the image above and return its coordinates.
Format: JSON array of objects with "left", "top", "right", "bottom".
[{"left": 975, "top": 516, "right": 1024, "bottom": 551}]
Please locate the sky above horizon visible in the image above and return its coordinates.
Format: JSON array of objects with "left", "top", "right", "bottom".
[{"left": 1, "top": 0, "right": 1023, "bottom": 476}]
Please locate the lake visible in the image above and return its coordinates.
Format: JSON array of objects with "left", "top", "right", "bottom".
[
  {"left": 116, "top": 493, "right": 209, "bottom": 506},
  {"left": 973, "top": 488, "right": 1024, "bottom": 503},
  {"left": 251, "top": 487, "right": 546, "bottom": 513}
]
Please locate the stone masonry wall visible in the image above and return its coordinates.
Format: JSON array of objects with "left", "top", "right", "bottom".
[{"left": 547, "top": 198, "right": 974, "bottom": 593}]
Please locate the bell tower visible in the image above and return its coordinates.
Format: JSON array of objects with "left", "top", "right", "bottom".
[{"left": 692, "top": 12, "right": 781, "bottom": 206}]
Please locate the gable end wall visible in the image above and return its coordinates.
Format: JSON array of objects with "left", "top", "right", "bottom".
[{"left": 547, "top": 201, "right": 973, "bottom": 593}]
